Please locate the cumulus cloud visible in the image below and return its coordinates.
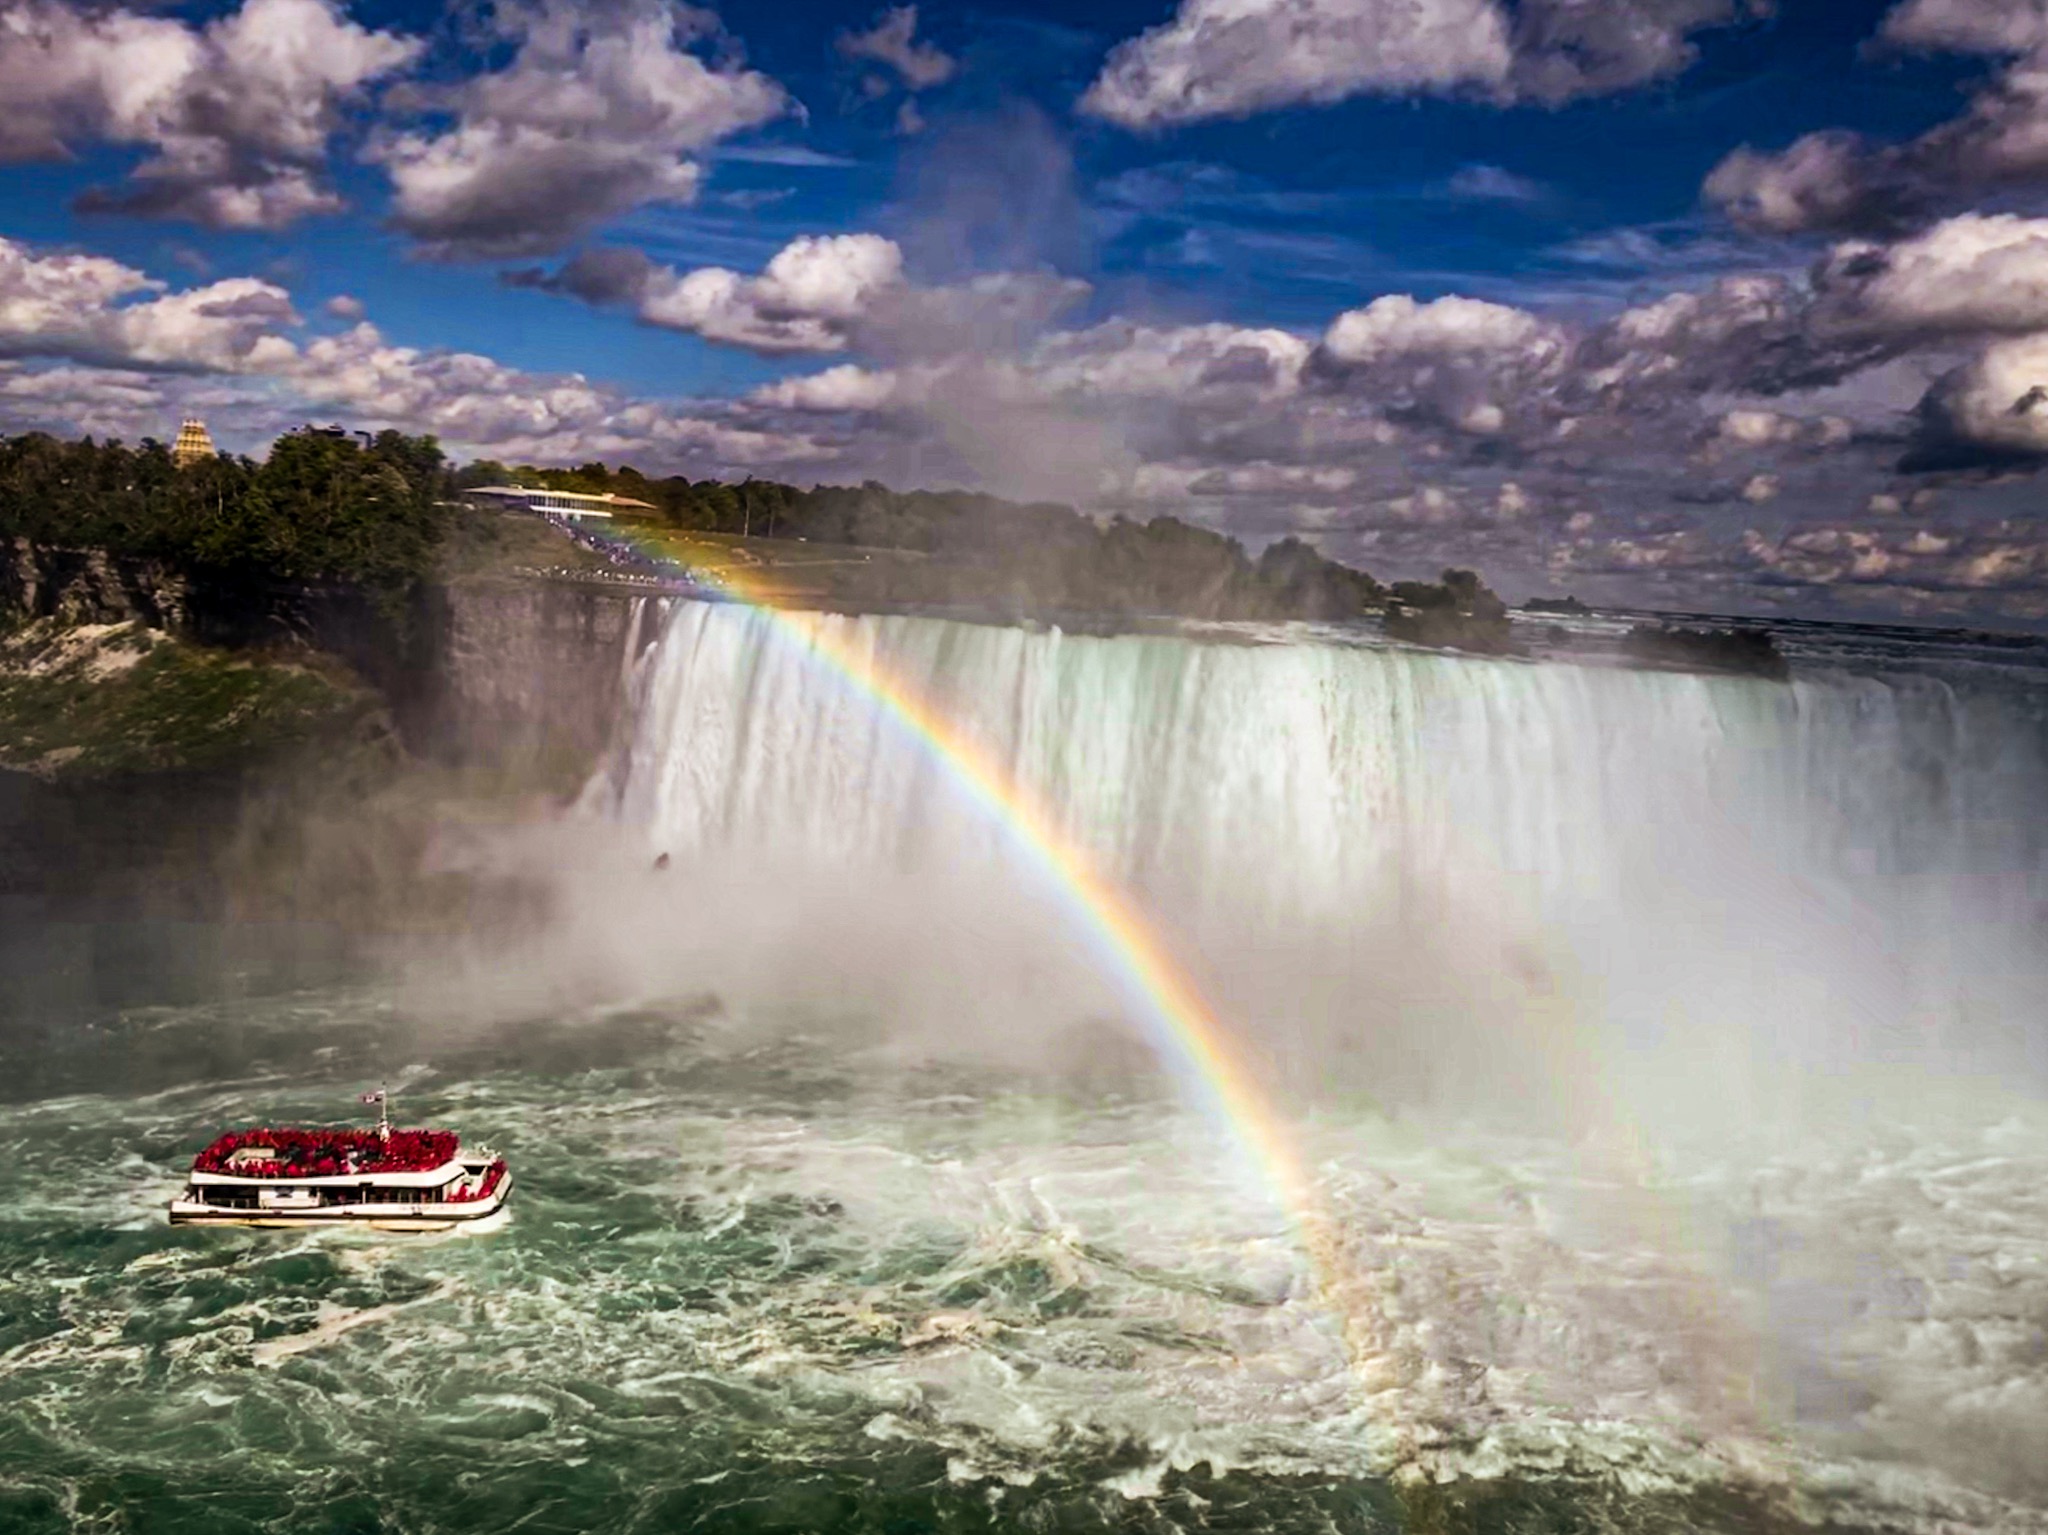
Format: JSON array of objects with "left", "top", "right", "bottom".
[
  {"left": 638, "top": 235, "right": 905, "bottom": 353},
  {"left": 837, "top": 6, "right": 956, "bottom": 91},
  {"left": 0, "top": 237, "right": 297, "bottom": 371},
  {"left": 1880, "top": 0, "right": 2048, "bottom": 60},
  {"left": 1702, "top": 132, "right": 1924, "bottom": 238},
  {"left": 1576, "top": 273, "right": 1894, "bottom": 401},
  {"left": 1079, "top": 0, "right": 1759, "bottom": 130},
  {"left": 0, "top": 0, "right": 419, "bottom": 229},
  {"left": 0, "top": 361, "right": 169, "bottom": 439},
  {"left": 1033, "top": 320, "right": 1311, "bottom": 400},
  {"left": 253, "top": 315, "right": 831, "bottom": 467},
  {"left": 1815, "top": 214, "right": 2048, "bottom": 338},
  {"left": 1736, "top": 518, "right": 2048, "bottom": 598},
  {"left": 370, "top": 0, "right": 787, "bottom": 260},
  {"left": 1706, "top": 0, "right": 2048, "bottom": 236},
  {"left": 1321, "top": 293, "right": 1563, "bottom": 366},
  {"left": 512, "top": 234, "right": 1091, "bottom": 357},
  {"left": 1318, "top": 293, "right": 1569, "bottom": 434},
  {"left": 750, "top": 319, "right": 1311, "bottom": 417},
  {"left": 1080, "top": 0, "right": 1510, "bottom": 128},
  {"left": 1917, "top": 332, "right": 2048, "bottom": 459},
  {"left": 749, "top": 362, "right": 908, "bottom": 413},
  {"left": 1718, "top": 408, "right": 1802, "bottom": 445}
]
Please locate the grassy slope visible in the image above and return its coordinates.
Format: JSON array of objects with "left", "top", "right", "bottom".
[{"left": 0, "top": 621, "right": 382, "bottom": 780}]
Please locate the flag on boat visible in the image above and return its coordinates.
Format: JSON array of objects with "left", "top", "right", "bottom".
[{"left": 360, "top": 1090, "right": 385, "bottom": 1104}]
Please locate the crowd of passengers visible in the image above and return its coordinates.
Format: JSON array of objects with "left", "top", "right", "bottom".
[{"left": 193, "top": 1127, "right": 461, "bottom": 1178}]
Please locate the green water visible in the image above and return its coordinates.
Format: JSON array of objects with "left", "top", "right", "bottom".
[{"left": 1, "top": 988, "right": 2041, "bottom": 1534}]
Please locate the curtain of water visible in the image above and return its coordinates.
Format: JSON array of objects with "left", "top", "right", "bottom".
[{"left": 592, "top": 602, "right": 2048, "bottom": 1114}]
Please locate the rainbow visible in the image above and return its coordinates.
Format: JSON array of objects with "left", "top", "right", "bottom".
[{"left": 565, "top": 519, "right": 1369, "bottom": 1369}]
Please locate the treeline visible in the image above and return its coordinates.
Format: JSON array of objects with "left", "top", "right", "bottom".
[
  {"left": 2, "top": 433, "right": 1503, "bottom": 630},
  {"left": 0, "top": 429, "right": 453, "bottom": 608},
  {"left": 463, "top": 460, "right": 1444, "bottom": 622}
]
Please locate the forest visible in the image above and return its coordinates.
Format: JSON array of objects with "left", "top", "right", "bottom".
[{"left": 0, "top": 428, "right": 453, "bottom": 608}]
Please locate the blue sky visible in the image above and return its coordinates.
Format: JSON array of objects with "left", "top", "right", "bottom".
[{"left": 7, "top": 0, "right": 2048, "bottom": 622}]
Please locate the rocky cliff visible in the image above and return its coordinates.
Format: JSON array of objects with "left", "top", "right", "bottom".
[
  {"left": 1, "top": 538, "right": 190, "bottom": 630},
  {"left": 1, "top": 536, "right": 650, "bottom": 781},
  {"left": 414, "top": 577, "right": 648, "bottom": 785}
]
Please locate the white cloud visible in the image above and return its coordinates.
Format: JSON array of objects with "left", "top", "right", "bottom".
[
  {"left": 750, "top": 363, "right": 906, "bottom": 412},
  {"left": 1584, "top": 274, "right": 1813, "bottom": 398},
  {"left": 749, "top": 320, "right": 1312, "bottom": 415},
  {"left": 837, "top": 7, "right": 956, "bottom": 91},
  {"left": 523, "top": 236, "right": 1091, "bottom": 359},
  {"left": 0, "top": 237, "right": 297, "bottom": 372},
  {"left": 1920, "top": 331, "right": 2048, "bottom": 456},
  {"left": 371, "top": 0, "right": 787, "bottom": 260},
  {"left": 1820, "top": 214, "right": 2048, "bottom": 339},
  {"left": 1079, "top": 0, "right": 1756, "bottom": 130},
  {"left": 1319, "top": 294, "right": 1568, "bottom": 435},
  {"left": 258, "top": 320, "right": 831, "bottom": 468},
  {"left": 1079, "top": 0, "right": 1511, "bottom": 129},
  {"left": 1321, "top": 293, "right": 1562, "bottom": 366},
  {"left": 1702, "top": 132, "right": 1911, "bottom": 237},
  {"left": 638, "top": 235, "right": 906, "bottom": 353},
  {"left": 1719, "top": 408, "right": 1799, "bottom": 444},
  {"left": 1880, "top": 0, "right": 2048, "bottom": 58},
  {"left": 0, "top": 0, "right": 419, "bottom": 229},
  {"left": 0, "top": 361, "right": 168, "bottom": 439},
  {"left": 1706, "top": 1, "right": 2048, "bottom": 236},
  {"left": 1031, "top": 320, "right": 1311, "bottom": 401}
]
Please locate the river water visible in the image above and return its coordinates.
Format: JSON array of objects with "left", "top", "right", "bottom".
[{"left": 3, "top": 603, "right": 2047, "bottom": 1532}]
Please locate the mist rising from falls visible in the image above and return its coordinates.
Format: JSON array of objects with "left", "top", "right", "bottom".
[{"left": 585, "top": 600, "right": 2048, "bottom": 1137}]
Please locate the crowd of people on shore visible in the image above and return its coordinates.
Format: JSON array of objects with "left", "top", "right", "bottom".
[{"left": 541, "top": 512, "right": 700, "bottom": 591}]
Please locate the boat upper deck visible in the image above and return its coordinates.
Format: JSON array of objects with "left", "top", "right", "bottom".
[{"left": 192, "top": 1128, "right": 465, "bottom": 1184}]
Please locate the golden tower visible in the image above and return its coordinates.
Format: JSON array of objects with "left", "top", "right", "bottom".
[{"left": 171, "top": 417, "right": 217, "bottom": 468}]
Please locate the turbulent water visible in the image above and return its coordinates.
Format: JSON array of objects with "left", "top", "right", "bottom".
[{"left": 6, "top": 602, "right": 2048, "bottom": 1533}]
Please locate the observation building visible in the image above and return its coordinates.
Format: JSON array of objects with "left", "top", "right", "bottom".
[{"left": 462, "top": 485, "right": 655, "bottom": 521}]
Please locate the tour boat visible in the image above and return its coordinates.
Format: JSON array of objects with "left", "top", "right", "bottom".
[{"left": 168, "top": 1098, "right": 510, "bottom": 1231}]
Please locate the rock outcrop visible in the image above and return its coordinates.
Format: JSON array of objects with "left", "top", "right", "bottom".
[{"left": 0, "top": 538, "right": 189, "bottom": 630}]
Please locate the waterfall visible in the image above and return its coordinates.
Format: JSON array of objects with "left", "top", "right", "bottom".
[{"left": 591, "top": 600, "right": 2048, "bottom": 1121}]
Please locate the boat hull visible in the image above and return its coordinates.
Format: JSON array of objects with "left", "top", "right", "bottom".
[{"left": 167, "top": 1174, "right": 512, "bottom": 1230}]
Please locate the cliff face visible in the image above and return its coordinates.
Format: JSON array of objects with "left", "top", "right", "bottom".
[
  {"left": 0, "top": 538, "right": 190, "bottom": 630},
  {"left": 414, "top": 578, "right": 649, "bottom": 785},
  {"left": 0, "top": 539, "right": 650, "bottom": 783}
]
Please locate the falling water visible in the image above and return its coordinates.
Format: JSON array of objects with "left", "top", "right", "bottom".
[{"left": 595, "top": 601, "right": 2048, "bottom": 1112}]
